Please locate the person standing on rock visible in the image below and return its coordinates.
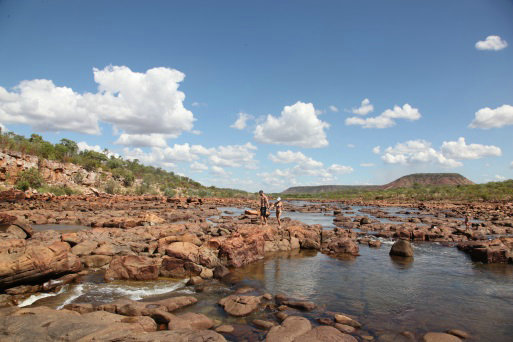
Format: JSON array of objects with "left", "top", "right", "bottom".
[
  {"left": 274, "top": 197, "right": 283, "bottom": 227},
  {"left": 259, "top": 190, "right": 269, "bottom": 225},
  {"left": 464, "top": 213, "right": 471, "bottom": 231}
]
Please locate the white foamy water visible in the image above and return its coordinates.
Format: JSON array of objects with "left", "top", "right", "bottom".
[
  {"left": 18, "top": 286, "right": 67, "bottom": 308},
  {"left": 56, "top": 284, "right": 85, "bottom": 309},
  {"left": 96, "top": 280, "right": 187, "bottom": 300}
]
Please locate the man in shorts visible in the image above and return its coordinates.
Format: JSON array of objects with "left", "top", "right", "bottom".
[{"left": 259, "top": 190, "right": 269, "bottom": 225}]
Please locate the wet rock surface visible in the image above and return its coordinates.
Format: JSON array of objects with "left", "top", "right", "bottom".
[{"left": 0, "top": 193, "right": 512, "bottom": 340}]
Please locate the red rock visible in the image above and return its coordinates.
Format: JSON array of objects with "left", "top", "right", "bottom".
[
  {"left": 0, "top": 241, "right": 81, "bottom": 289},
  {"left": 104, "top": 255, "right": 159, "bottom": 281}
]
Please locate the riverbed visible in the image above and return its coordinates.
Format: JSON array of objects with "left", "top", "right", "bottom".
[{"left": 23, "top": 203, "right": 513, "bottom": 341}]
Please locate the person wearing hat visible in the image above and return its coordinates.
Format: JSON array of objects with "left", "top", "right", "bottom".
[{"left": 275, "top": 197, "right": 283, "bottom": 227}]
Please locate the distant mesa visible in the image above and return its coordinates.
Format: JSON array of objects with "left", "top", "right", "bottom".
[{"left": 281, "top": 173, "right": 474, "bottom": 194}]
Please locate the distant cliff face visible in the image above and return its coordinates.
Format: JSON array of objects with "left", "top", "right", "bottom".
[
  {"left": 281, "top": 173, "right": 474, "bottom": 194},
  {"left": 381, "top": 173, "right": 474, "bottom": 189}
]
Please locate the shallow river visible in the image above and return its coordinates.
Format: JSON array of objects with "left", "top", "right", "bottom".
[{"left": 24, "top": 205, "right": 513, "bottom": 341}]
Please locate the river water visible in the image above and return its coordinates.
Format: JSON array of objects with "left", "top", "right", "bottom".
[{"left": 23, "top": 204, "right": 513, "bottom": 341}]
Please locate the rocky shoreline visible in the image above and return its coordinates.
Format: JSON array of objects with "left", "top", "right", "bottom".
[{"left": 1, "top": 189, "right": 512, "bottom": 341}]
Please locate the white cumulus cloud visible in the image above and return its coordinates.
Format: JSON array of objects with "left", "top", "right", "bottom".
[
  {"left": 372, "top": 146, "right": 381, "bottom": 154},
  {"left": 381, "top": 139, "right": 462, "bottom": 168},
  {"left": 0, "top": 65, "right": 195, "bottom": 139},
  {"left": 254, "top": 101, "right": 330, "bottom": 148},
  {"left": 475, "top": 35, "right": 508, "bottom": 51},
  {"left": 77, "top": 141, "right": 102, "bottom": 153},
  {"left": 114, "top": 133, "right": 168, "bottom": 148},
  {"left": 441, "top": 137, "right": 501, "bottom": 160},
  {"left": 190, "top": 161, "right": 208, "bottom": 172},
  {"left": 380, "top": 138, "right": 502, "bottom": 168},
  {"left": 351, "top": 98, "right": 374, "bottom": 115},
  {"left": 469, "top": 104, "right": 513, "bottom": 129},
  {"left": 360, "top": 163, "right": 375, "bottom": 167},
  {"left": 230, "top": 112, "right": 253, "bottom": 130},
  {"left": 208, "top": 142, "right": 258, "bottom": 169},
  {"left": 269, "top": 150, "right": 323, "bottom": 169},
  {"left": 329, "top": 105, "right": 339, "bottom": 112},
  {"left": 346, "top": 104, "right": 421, "bottom": 128}
]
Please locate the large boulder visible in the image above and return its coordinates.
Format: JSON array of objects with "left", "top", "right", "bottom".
[
  {"left": 218, "top": 295, "right": 261, "bottom": 317},
  {"left": 266, "top": 316, "right": 312, "bottom": 342},
  {"left": 0, "top": 241, "right": 81, "bottom": 290},
  {"left": 168, "top": 312, "right": 214, "bottom": 330},
  {"left": 389, "top": 239, "right": 414, "bottom": 257},
  {"left": 294, "top": 326, "right": 357, "bottom": 342},
  {"left": 105, "top": 255, "right": 159, "bottom": 281},
  {"left": 166, "top": 242, "right": 200, "bottom": 264},
  {"left": 159, "top": 256, "right": 202, "bottom": 278}
]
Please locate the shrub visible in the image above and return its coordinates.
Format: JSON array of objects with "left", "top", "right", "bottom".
[
  {"left": 15, "top": 168, "right": 44, "bottom": 191},
  {"left": 104, "top": 180, "right": 119, "bottom": 195},
  {"left": 38, "top": 185, "right": 77, "bottom": 196}
]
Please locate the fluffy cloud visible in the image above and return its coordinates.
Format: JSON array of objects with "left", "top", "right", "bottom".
[
  {"left": 123, "top": 142, "right": 258, "bottom": 172},
  {"left": 475, "top": 35, "right": 508, "bottom": 51},
  {"left": 0, "top": 80, "right": 100, "bottom": 134},
  {"left": 469, "top": 104, "right": 513, "bottom": 129},
  {"left": 347, "top": 144, "right": 355, "bottom": 148},
  {"left": 351, "top": 98, "right": 374, "bottom": 115},
  {"left": 380, "top": 138, "right": 501, "bottom": 168},
  {"left": 230, "top": 112, "right": 253, "bottom": 130},
  {"left": 327, "top": 164, "right": 353, "bottom": 175},
  {"left": 262, "top": 149, "right": 353, "bottom": 189},
  {"left": 209, "top": 142, "right": 258, "bottom": 169},
  {"left": 211, "top": 166, "right": 230, "bottom": 176},
  {"left": 190, "top": 161, "right": 208, "bottom": 172},
  {"left": 381, "top": 139, "right": 462, "bottom": 167},
  {"left": 441, "top": 137, "right": 501, "bottom": 160},
  {"left": 346, "top": 104, "right": 421, "bottom": 128},
  {"left": 269, "top": 150, "right": 323, "bottom": 169},
  {"left": 114, "top": 133, "right": 168, "bottom": 148},
  {"left": 360, "top": 163, "right": 375, "bottom": 167},
  {"left": 77, "top": 141, "right": 102, "bottom": 153},
  {"left": 372, "top": 146, "right": 381, "bottom": 154},
  {"left": 0, "top": 66, "right": 195, "bottom": 139},
  {"left": 254, "top": 101, "right": 330, "bottom": 148},
  {"left": 329, "top": 105, "right": 339, "bottom": 112}
]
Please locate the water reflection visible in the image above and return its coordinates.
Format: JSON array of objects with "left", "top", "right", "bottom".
[
  {"left": 389, "top": 255, "right": 414, "bottom": 269},
  {"left": 232, "top": 244, "right": 513, "bottom": 341}
]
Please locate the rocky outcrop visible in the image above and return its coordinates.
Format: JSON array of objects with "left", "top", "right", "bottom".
[
  {"left": 0, "top": 241, "right": 81, "bottom": 290},
  {"left": 104, "top": 255, "right": 160, "bottom": 281},
  {"left": 321, "top": 228, "right": 359, "bottom": 256},
  {"left": 457, "top": 238, "right": 513, "bottom": 264},
  {"left": 0, "top": 305, "right": 225, "bottom": 342}
]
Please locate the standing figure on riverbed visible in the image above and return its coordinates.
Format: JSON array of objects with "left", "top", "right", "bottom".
[
  {"left": 274, "top": 197, "right": 283, "bottom": 227},
  {"left": 259, "top": 190, "right": 269, "bottom": 225}
]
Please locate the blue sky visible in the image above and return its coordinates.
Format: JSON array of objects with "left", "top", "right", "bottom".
[{"left": 0, "top": 0, "right": 512, "bottom": 192}]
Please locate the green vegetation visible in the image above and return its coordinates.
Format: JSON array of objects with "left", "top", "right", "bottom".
[
  {"left": 15, "top": 167, "right": 78, "bottom": 195},
  {"left": 15, "top": 168, "right": 44, "bottom": 191},
  {"left": 278, "top": 180, "right": 513, "bottom": 202},
  {"left": 1, "top": 130, "right": 253, "bottom": 198}
]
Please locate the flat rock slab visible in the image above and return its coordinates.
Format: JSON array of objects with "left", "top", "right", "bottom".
[
  {"left": 423, "top": 332, "right": 462, "bottom": 342},
  {"left": 218, "top": 295, "right": 261, "bottom": 317},
  {"left": 294, "top": 326, "right": 357, "bottom": 342}
]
